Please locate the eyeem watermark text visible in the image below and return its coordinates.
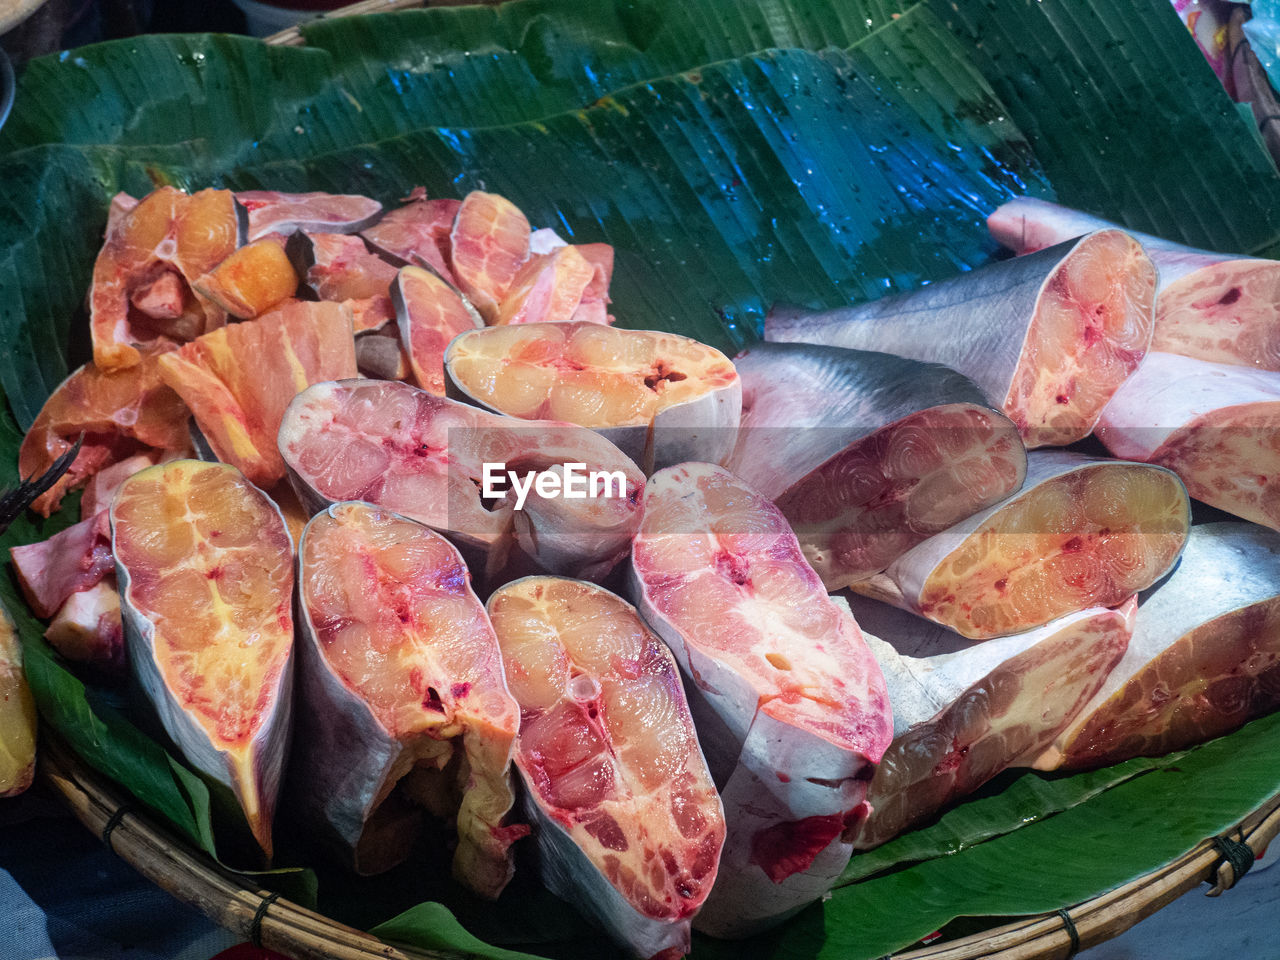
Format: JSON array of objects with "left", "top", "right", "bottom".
[{"left": 482, "top": 462, "right": 629, "bottom": 511}]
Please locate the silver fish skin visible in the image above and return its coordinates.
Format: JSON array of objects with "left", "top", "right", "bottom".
[
  {"left": 1096, "top": 351, "right": 1280, "bottom": 530},
  {"left": 842, "top": 594, "right": 1132, "bottom": 849},
  {"left": 729, "top": 342, "right": 1027, "bottom": 589},
  {"left": 852, "top": 451, "right": 1190, "bottom": 640},
  {"left": 765, "top": 230, "right": 1156, "bottom": 448},
  {"left": 1038, "top": 521, "right": 1280, "bottom": 770},
  {"left": 988, "top": 197, "right": 1280, "bottom": 370}
]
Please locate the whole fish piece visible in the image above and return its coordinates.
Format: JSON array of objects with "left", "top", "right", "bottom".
[
  {"left": 156, "top": 299, "right": 359, "bottom": 487},
  {"left": 112, "top": 460, "right": 294, "bottom": 859},
  {"left": 629, "top": 463, "right": 892, "bottom": 938},
  {"left": 278, "top": 379, "right": 644, "bottom": 583},
  {"left": 449, "top": 191, "right": 531, "bottom": 323},
  {"left": 445, "top": 322, "right": 741, "bottom": 474},
  {"left": 845, "top": 595, "right": 1133, "bottom": 850},
  {"left": 852, "top": 451, "right": 1190, "bottom": 640},
  {"left": 18, "top": 352, "right": 191, "bottom": 516},
  {"left": 988, "top": 196, "right": 1280, "bottom": 370},
  {"left": 1095, "top": 351, "right": 1280, "bottom": 529},
  {"left": 1038, "top": 522, "right": 1280, "bottom": 771},
  {"left": 91, "top": 187, "right": 240, "bottom": 370},
  {"left": 393, "top": 264, "right": 483, "bottom": 396},
  {"left": 488, "top": 576, "right": 725, "bottom": 959},
  {"left": 765, "top": 230, "right": 1156, "bottom": 448},
  {"left": 234, "top": 191, "right": 383, "bottom": 242},
  {"left": 361, "top": 191, "right": 461, "bottom": 283},
  {"left": 728, "top": 342, "right": 1026, "bottom": 589},
  {"left": 293, "top": 502, "right": 523, "bottom": 896}
]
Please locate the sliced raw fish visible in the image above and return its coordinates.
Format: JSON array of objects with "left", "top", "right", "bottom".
[
  {"left": 1038, "top": 522, "right": 1280, "bottom": 770},
  {"left": 193, "top": 238, "right": 299, "bottom": 319},
  {"left": 293, "top": 501, "right": 523, "bottom": 895},
  {"left": 80, "top": 453, "right": 163, "bottom": 520},
  {"left": 445, "top": 322, "right": 741, "bottom": 473},
  {"left": 489, "top": 576, "right": 725, "bottom": 958},
  {"left": 0, "top": 603, "right": 36, "bottom": 798},
  {"left": 1096, "top": 351, "right": 1280, "bottom": 529},
  {"left": 361, "top": 193, "right": 461, "bottom": 282},
  {"left": 112, "top": 460, "right": 294, "bottom": 858},
  {"left": 278, "top": 379, "right": 643, "bottom": 582},
  {"left": 729, "top": 343, "right": 1026, "bottom": 588},
  {"left": 90, "top": 187, "right": 240, "bottom": 371},
  {"left": 572, "top": 243, "right": 615, "bottom": 325},
  {"left": 496, "top": 246, "right": 597, "bottom": 326},
  {"left": 392, "top": 265, "right": 483, "bottom": 395},
  {"left": 157, "top": 299, "right": 358, "bottom": 487},
  {"left": 234, "top": 190, "right": 382, "bottom": 242},
  {"left": 766, "top": 231, "right": 1156, "bottom": 448},
  {"left": 288, "top": 231, "right": 399, "bottom": 306},
  {"left": 852, "top": 452, "right": 1190, "bottom": 640},
  {"left": 846, "top": 595, "right": 1132, "bottom": 849},
  {"left": 44, "top": 577, "right": 125, "bottom": 671},
  {"left": 19, "top": 354, "right": 190, "bottom": 516},
  {"left": 989, "top": 197, "right": 1280, "bottom": 370},
  {"left": 449, "top": 191, "right": 531, "bottom": 323},
  {"left": 629, "top": 463, "right": 892, "bottom": 937},
  {"left": 9, "top": 511, "right": 113, "bottom": 618}
]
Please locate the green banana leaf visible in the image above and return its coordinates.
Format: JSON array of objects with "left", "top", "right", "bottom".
[
  {"left": 0, "top": 13, "right": 1043, "bottom": 428},
  {"left": 2, "top": 0, "right": 1280, "bottom": 957}
]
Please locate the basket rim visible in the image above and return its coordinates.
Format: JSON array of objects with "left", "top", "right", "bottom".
[{"left": 38, "top": 730, "right": 1280, "bottom": 960}]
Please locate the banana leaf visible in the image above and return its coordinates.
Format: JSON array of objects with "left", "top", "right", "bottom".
[
  {"left": 0, "top": 19, "right": 1042, "bottom": 427},
  {"left": 2, "top": 1, "right": 1280, "bottom": 957}
]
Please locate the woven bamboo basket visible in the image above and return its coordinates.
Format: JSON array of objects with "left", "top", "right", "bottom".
[
  {"left": 42, "top": 730, "right": 1280, "bottom": 960},
  {"left": 31, "top": 3, "right": 1280, "bottom": 959}
]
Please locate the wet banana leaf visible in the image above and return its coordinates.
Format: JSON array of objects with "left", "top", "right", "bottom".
[{"left": 0, "top": 20, "right": 1041, "bottom": 428}]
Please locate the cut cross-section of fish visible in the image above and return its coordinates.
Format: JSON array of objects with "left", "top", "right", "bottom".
[
  {"left": 0, "top": 601, "right": 36, "bottom": 798},
  {"left": 194, "top": 238, "right": 299, "bottom": 319},
  {"left": 765, "top": 231, "right": 1156, "bottom": 448},
  {"left": 293, "top": 501, "right": 523, "bottom": 895},
  {"left": 445, "top": 322, "right": 741, "bottom": 473},
  {"left": 488, "top": 576, "right": 724, "bottom": 959},
  {"left": 852, "top": 452, "right": 1190, "bottom": 640},
  {"left": 845, "top": 595, "right": 1132, "bottom": 850},
  {"left": 157, "top": 299, "right": 358, "bottom": 487},
  {"left": 988, "top": 197, "right": 1280, "bottom": 370},
  {"left": 288, "top": 231, "right": 399, "bottom": 308},
  {"left": 629, "top": 463, "right": 892, "bottom": 937},
  {"left": 91, "top": 187, "right": 240, "bottom": 370},
  {"left": 449, "top": 191, "right": 531, "bottom": 323},
  {"left": 1096, "top": 352, "right": 1280, "bottom": 530},
  {"left": 234, "top": 191, "right": 383, "bottom": 242},
  {"left": 361, "top": 193, "right": 461, "bottom": 282},
  {"left": 729, "top": 343, "right": 1026, "bottom": 588},
  {"left": 111, "top": 460, "right": 294, "bottom": 859},
  {"left": 1038, "top": 522, "right": 1280, "bottom": 771},
  {"left": 392, "top": 265, "right": 483, "bottom": 396},
  {"left": 278, "top": 379, "right": 644, "bottom": 582},
  {"left": 495, "top": 246, "right": 597, "bottom": 326},
  {"left": 18, "top": 353, "right": 191, "bottom": 517}
]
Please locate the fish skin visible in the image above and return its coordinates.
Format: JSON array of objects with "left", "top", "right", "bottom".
[
  {"left": 629, "top": 462, "right": 892, "bottom": 938},
  {"left": 729, "top": 341, "right": 993, "bottom": 496},
  {"left": 1096, "top": 351, "right": 1280, "bottom": 530},
  {"left": 989, "top": 197, "right": 1280, "bottom": 370},
  {"left": 1039, "top": 522, "right": 1280, "bottom": 770},
  {"left": 846, "top": 595, "right": 1132, "bottom": 849},
  {"left": 765, "top": 231, "right": 1156, "bottom": 448},
  {"left": 853, "top": 451, "right": 1190, "bottom": 640}
]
